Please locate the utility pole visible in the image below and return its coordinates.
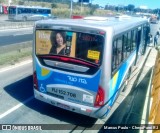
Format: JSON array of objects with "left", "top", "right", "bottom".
[
  {"left": 81, "top": 0, "right": 83, "bottom": 15},
  {"left": 8, "top": 0, "right": 10, "bottom": 6},
  {"left": 70, "top": 0, "right": 72, "bottom": 18}
]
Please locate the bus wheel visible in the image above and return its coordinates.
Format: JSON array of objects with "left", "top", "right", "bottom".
[{"left": 23, "top": 17, "right": 27, "bottom": 21}]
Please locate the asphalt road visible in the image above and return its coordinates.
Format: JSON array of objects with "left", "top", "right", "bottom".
[
  {"left": 0, "top": 28, "right": 33, "bottom": 47},
  {"left": 0, "top": 15, "right": 8, "bottom": 22}
]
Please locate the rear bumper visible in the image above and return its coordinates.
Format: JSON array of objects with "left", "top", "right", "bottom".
[{"left": 34, "top": 89, "right": 108, "bottom": 118}]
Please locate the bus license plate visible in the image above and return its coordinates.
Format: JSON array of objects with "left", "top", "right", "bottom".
[{"left": 50, "top": 88, "right": 76, "bottom": 98}]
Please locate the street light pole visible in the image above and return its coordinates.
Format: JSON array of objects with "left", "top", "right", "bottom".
[
  {"left": 8, "top": 0, "right": 11, "bottom": 6},
  {"left": 81, "top": 0, "right": 83, "bottom": 15},
  {"left": 70, "top": 0, "right": 73, "bottom": 18}
]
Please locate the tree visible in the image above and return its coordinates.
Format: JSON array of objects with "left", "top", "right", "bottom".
[
  {"left": 115, "top": 6, "right": 119, "bottom": 12},
  {"left": 127, "top": 4, "right": 135, "bottom": 11},
  {"left": 89, "top": 4, "right": 99, "bottom": 15},
  {"left": 19, "top": 1, "right": 24, "bottom": 5},
  {"left": 0, "top": 0, "right": 5, "bottom": 3}
]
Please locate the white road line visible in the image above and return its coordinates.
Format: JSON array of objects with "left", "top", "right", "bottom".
[
  {"left": 0, "top": 96, "right": 34, "bottom": 119},
  {"left": 0, "top": 59, "right": 32, "bottom": 73}
]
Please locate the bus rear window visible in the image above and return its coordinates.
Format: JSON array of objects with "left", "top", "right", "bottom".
[{"left": 36, "top": 30, "right": 104, "bottom": 65}]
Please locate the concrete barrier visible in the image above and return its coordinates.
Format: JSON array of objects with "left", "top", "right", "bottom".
[{"left": 0, "top": 21, "right": 34, "bottom": 30}]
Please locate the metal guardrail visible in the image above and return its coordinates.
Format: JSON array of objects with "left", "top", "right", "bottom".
[
  {"left": 0, "top": 21, "right": 34, "bottom": 30},
  {"left": 149, "top": 50, "right": 160, "bottom": 126}
]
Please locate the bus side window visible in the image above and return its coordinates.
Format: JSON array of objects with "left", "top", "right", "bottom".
[
  {"left": 112, "top": 37, "right": 123, "bottom": 72},
  {"left": 127, "top": 31, "right": 132, "bottom": 53},
  {"left": 112, "top": 40, "right": 117, "bottom": 71},
  {"left": 123, "top": 33, "right": 128, "bottom": 59},
  {"left": 117, "top": 37, "right": 123, "bottom": 64},
  {"left": 18, "top": 8, "right": 21, "bottom": 14},
  {"left": 132, "top": 29, "right": 137, "bottom": 50}
]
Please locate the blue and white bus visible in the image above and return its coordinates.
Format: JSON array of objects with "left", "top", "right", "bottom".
[
  {"left": 8, "top": 5, "right": 51, "bottom": 21},
  {"left": 33, "top": 16, "right": 150, "bottom": 118}
]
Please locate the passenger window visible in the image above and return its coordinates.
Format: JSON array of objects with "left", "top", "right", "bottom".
[
  {"left": 123, "top": 33, "right": 128, "bottom": 59},
  {"left": 132, "top": 29, "right": 137, "bottom": 50},
  {"left": 112, "top": 37, "right": 123, "bottom": 71},
  {"left": 112, "top": 40, "right": 117, "bottom": 70},
  {"left": 117, "top": 37, "right": 123, "bottom": 64},
  {"left": 128, "top": 31, "right": 132, "bottom": 53}
]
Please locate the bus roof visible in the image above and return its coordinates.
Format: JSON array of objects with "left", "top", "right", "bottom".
[
  {"left": 9, "top": 5, "right": 51, "bottom": 9},
  {"left": 35, "top": 16, "right": 148, "bottom": 35}
]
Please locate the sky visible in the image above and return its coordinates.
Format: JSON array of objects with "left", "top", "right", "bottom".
[{"left": 75, "top": 0, "right": 160, "bottom": 9}]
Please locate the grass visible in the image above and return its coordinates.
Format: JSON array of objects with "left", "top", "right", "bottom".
[
  {"left": 11, "top": 1, "right": 116, "bottom": 18},
  {"left": 0, "top": 47, "right": 32, "bottom": 68}
]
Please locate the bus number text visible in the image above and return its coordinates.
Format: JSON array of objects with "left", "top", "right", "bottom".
[{"left": 67, "top": 76, "right": 87, "bottom": 84}]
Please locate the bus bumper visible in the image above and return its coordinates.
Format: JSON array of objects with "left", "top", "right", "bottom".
[{"left": 34, "top": 89, "right": 108, "bottom": 119}]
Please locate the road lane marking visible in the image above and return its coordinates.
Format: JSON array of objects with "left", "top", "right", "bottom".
[
  {"left": 0, "top": 59, "right": 32, "bottom": 73},
  {"left": 0, "top": 96, "right": 34, "bottom": 119}
]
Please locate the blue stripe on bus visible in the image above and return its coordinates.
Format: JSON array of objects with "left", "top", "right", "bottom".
[
  {"left": 108, "top": 51, "right": 136, "bottom": 106},
  {"left": 36, "top": 60, "right": 101, "bottom": 93}
]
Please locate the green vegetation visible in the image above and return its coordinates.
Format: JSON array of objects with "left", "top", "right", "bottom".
[
  {"left": 0, "top": 0, "right": 116, "bottom": 18},
  {"left": 0, "top": 47, "right": 32, "bottom": 67}
]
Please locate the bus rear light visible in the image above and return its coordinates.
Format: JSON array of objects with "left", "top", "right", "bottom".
[
  {"left": 39, "top": 55, "right": 97, "bottom": 67},
  {"left": 33, "top": 71, "right": 38, "bottom": 90},
  {"left": 94, "top": 86, "right": 105, "bottom": 107},
  {"left": 60, "top": 57, "right": 69, "bottom": 61}
]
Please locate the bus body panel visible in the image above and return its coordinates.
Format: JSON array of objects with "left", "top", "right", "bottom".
[{"left": 100, "top": 27, "right": 113, "bottom": 105}]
